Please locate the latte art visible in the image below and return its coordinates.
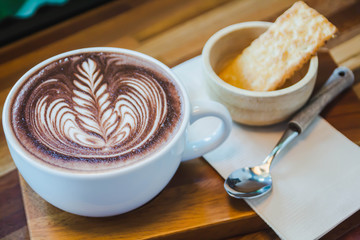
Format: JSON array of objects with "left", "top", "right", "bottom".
[
  {"left": 12, "top": 52, "right": 183, "bottom": 171},
  {"left": 32, "top": 59, "right": 167, "bottom": 155}
]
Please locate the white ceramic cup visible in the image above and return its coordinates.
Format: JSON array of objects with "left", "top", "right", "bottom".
[{"left": 2, "top": 47, "right": 232, "bottom": 217}]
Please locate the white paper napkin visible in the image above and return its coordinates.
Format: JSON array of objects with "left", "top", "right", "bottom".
[{"left": 172, "top": 56, "right": 360, "bottom": 240}]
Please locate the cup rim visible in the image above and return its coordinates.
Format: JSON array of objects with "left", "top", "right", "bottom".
[
  {"left": 2, "top": 47, "right": 190, "bottom": 178},
  {"left": 202, "top": 21, "right": 318, "bottom": 97}
]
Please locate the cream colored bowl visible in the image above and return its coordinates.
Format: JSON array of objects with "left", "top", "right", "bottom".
[{"left": 202, "top": 21, "right": 318, "bottom": 126}]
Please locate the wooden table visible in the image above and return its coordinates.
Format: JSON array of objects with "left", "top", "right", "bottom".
[{"left": 1, "top": 0, "right": 360, "bottom": 239}]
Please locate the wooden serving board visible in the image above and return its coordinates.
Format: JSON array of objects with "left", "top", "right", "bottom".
[
  {"left": 19, "top": 159, "right": 267, "bottom": 240},
  {"left": 19, "top": 52, "right": 354, "bottom": 240}
]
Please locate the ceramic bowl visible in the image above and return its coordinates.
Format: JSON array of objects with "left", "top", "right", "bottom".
[{"left": 202, "top": 21, "right": 318, "bottom": 126}]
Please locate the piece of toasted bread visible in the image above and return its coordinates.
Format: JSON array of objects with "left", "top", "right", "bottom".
[{"left": 219, "top": 1, "right": 337, "bottom": 91}]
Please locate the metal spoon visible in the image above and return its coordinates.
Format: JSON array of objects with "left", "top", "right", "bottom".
[{"left": 224, "top": 67, "right": 354, "bottom": 199}]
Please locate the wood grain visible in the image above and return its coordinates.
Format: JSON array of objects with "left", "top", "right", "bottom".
[{"left": 1, "top": 0, "right": 360, "bottom": 239}]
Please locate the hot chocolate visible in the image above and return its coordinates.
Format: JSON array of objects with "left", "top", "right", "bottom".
[{"left": 10, "top": 51, "right": 183, "bottom": 172}]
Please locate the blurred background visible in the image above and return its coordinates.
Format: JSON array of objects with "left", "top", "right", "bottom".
[{"left": 0, "top": 0, "right": 113, "bottom": 46}]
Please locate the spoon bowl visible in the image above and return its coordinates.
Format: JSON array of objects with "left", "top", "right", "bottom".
[{"left": 225, "top": 165, "right": 272, "bottom": 199}]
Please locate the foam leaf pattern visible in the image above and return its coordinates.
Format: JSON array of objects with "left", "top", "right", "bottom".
[
  {"left": 30, "top": 57, "right": 168, "bottom": 158},
  {"left": 72, "top": 59, "right": 117, "bottom": 146}
]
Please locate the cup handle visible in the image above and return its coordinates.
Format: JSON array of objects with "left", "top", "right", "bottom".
[{"left": 182, "top": 100, "right": 232, "bottom": 161}]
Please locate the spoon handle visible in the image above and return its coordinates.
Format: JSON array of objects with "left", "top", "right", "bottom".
[{"left": 289, "top": 67, "right": 354, "bottom": 133}]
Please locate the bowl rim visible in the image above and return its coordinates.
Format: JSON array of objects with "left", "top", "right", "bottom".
[{"left": 202, "top": 21, "right": 318, "bottom": 97}]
